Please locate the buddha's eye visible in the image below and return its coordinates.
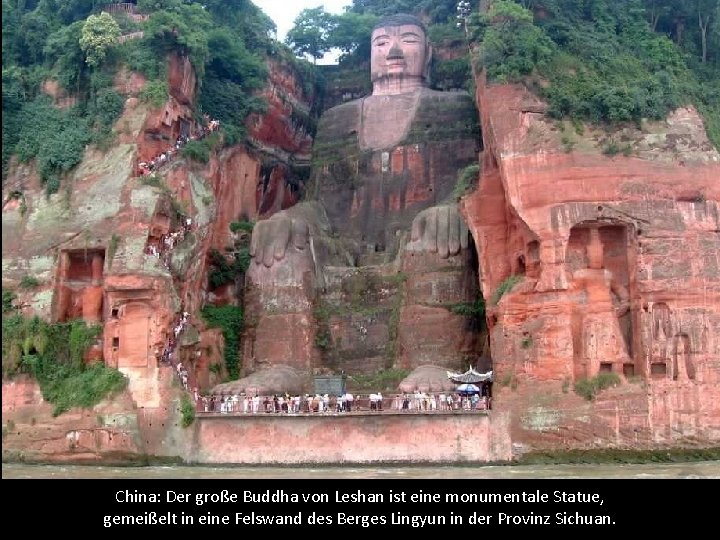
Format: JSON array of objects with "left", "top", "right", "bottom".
[{"left": 374, "top": 40, "right": 388, "bottom": 47}]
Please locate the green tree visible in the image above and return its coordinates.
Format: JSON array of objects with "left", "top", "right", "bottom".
[
  {"left": 328, "top": 12, "right": 379, "bottom": 62},
  {"left": 79, "top": 12, "right": 121, "bottom": 68},
  {"left": 143, "top": 2, "right": 212, "bottom": 75},
  {"left": 696, "top": 0, "right": 718, "bottom": 62},
  {"left": 473, "top": 0, "right": 555, "bottom": 81},
  {"left": 44, "top": 20, "right": 87, "bottom": 91},
  {"left": 286, "top": 6, "right": 334, "bottom": 62},
  {"left": 712, "top": 3, "right": 720, "bottom": 62}
]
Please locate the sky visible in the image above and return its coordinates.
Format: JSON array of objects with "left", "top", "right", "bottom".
[{"left": 251, "top": 0, "right": 352, "bottom": 64}]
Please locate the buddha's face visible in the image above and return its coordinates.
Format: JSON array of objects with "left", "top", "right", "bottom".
[{"left": 370, "top": 23, "right": 429, "bottom": 87}]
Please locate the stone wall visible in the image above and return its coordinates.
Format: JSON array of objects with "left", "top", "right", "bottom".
[
  {"left": 493, "top": 378, "right": 720, "bottom": 451},
  {"left": 2, "top": 377, "right": 144, "bottom": 463},
  {"left": 4, "top": 375, "right": 717, "bottom": 464},
  {"left": 189, "top": 412, "right": 512, "bottom": 464}
]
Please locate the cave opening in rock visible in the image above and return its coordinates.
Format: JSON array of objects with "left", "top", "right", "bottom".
[{"left": 54, "top": 248, "right": 106, "bottom": 323}]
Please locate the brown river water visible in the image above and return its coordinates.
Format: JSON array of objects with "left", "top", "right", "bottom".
[{"left": 3, "top": 461, "right": 719, "bottom": 479}]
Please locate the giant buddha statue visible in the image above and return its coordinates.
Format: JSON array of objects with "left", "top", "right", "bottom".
[{"left": 238, "top": 14, "right": 481, "bottom": 393}]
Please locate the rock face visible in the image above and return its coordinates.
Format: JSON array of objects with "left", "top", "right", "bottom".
[
  {"left": 3, "top": 41, "right": 719, "bottom": 464},
  {"left": 248, "top": 58, "right": 316, "bottom": 218},
  {"left": 1, "top": 52, "right": 319, "bottom": 461},
  {"left": 168, "top": 53, "right": 197, "bottom": 107},
  {"left": 2, "top": 376, "right": 144, "bottom": 463},
  {"left": 462, "top": 77, "right": 720, "bottom": 448}
]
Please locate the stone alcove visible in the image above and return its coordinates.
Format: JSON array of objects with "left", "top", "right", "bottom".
[
  {"left": 566, "top": 221, "right": 635, "bottom": 380},
  {"left": 54, "top": 248, "right": 105, "bottom": 323}
]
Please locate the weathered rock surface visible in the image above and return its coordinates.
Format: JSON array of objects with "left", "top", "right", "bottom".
[
  {"left": 3, "top": 44, "right": 719, "bottom": 465},
  {"left": 461, "top": 77, "right": 720, "bottom": 449},
  {"left": 2, "top": 53, "right": 320, "bottom": 462},
  {"left": 398, "top": 364, "right": 458, "bottom": 393},
  {"left": 213, "top": 364, "right": 309, "bottom": 396}
]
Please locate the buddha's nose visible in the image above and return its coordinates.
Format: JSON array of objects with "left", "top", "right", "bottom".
[{"left": 387, "top": 43, "right": 404, "bottom": 61}]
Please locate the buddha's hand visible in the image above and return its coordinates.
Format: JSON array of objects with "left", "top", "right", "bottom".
[
  {"left": 249, "top": 213, "right": 310, "bottom": 267},
  {"left": 409, "top": 204, "right": 469, "bottom": 258}
]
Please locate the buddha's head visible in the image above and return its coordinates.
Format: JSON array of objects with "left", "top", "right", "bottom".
[{"left": 370, "top": 14, "right": 432, "bottom": 95}]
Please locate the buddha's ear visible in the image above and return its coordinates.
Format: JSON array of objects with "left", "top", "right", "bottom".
[{"left": 423, "top": 43, "right": 433, "bottom": 85}]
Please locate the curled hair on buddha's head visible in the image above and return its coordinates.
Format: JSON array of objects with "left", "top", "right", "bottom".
[{"left": 373, "top": 13, "right": 427, "bottom": 34}]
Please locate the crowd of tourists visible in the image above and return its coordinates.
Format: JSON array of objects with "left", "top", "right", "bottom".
[
  {"left": 136, "top": 118, "right": 220, "bottom": 177},
  {"left": 144, "top": 215, "right": 194, "bottom": 269},
  {"left": 197, "top": 390, "right": 491, "bottom": 414},
  {"left": 157, "top": 310, "right": 193, "bottom": 390}
]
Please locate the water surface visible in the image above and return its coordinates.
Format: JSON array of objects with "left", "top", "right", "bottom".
[{"left": 4, "top": 461, "right": 719, "bottom": 479}]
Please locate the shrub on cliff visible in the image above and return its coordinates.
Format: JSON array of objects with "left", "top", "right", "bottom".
[
  {"left": 492, "top": 275, "right": 522, "bottom": 305},
  {"left": 1, "top": 315, "right": 128, "bottom": 415},
  {"left": 26, "top": 356, "right": 128, "bottom": 416},
  {"left": 467, "top": 0, "right": 720, "bottom": 148},
  {"left": 180, "top": 393, "right": 195, "bottom": 428},
  {"left": 453, "top": 163, "right": 480, "bottom": 199},
  {"left": 139, "top": 80, "right": 169, "bottom": 108},
  {"left": 2, "top": 0, "right": 278, "bottom": 186},
  {"left": 471, "top": 1, "right": 555, "bottom": 82},
  {"left": 574, "top": 372, "right": 622, "bottom": 401},
  {"left": 201, "top": 305, "right": 243, "bottom": 380}
]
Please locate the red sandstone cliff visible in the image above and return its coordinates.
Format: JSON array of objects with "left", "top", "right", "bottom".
[
  {"left": 1, "top": 51, "right": 318, "bottom": 463},
  {"left": 3, "top": 48, "right": 719, "bottom": 464},
  {"left": 461, "top": 75, "right": 720, "bottom": 452}
]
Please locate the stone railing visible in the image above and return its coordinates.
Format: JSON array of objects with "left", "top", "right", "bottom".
[
  {"left": 103, "top": 3, "right": 149, "bottom": 22},
  {"left": 104, "top": 3, "right": 137, "bottom": 14},
  {"left": 117, "top": 31, "right": 144, "bottom": 44}
]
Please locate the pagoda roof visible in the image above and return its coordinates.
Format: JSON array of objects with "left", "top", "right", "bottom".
[{"left": 446, "top": 367, "right": 493, "bottom": 383}]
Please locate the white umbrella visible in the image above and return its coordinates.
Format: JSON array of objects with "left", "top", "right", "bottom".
[{"left": 456, "top": 383, "right": 480, "bottom": 394}]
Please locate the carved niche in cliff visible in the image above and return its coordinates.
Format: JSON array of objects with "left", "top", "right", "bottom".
[
  {"left": 567, "top": 222, "right": 634, "bottom": 380},
  {"left": 644, "top": 301, "right": 696, "bottom": 381},
  {"left": 104, "top": 298, "right": 157, "bottom": 369},
  {"left": 54, "top": 249, "right": 105, "bottom": 324}
]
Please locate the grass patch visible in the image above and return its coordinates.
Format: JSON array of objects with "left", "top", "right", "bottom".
[
  {"left": 2, "top": 315, "right": 128, "bottom": 415},
  {"left": 452, "top": 163, "right": 480, "bottom": 200},
  {"left": 107, "top": 234, "right": 121, "bottom": 269},
  {"left": 229, "top": 221, "right": 255, "bottom": 234},
  {"left": 19, "top": 275, "right": 40, "bottom": 289},
  {"left": 26, "top": 357, "right": 128, "bottom": 416},
  {"left": 574, "top": 372, "right": 622, "bottom": 401},
  {"left": 347, "top": 368, "right": 412, "bottom": 393},
  {"left": 181, "top": 133, "right": 222, "bottom": 164},
  {"left": 138, "top": 80, "right": 169, "bottom": 109},
  {"left": 3, "top": 290, "right": 17, "bottom": 313},
  {"left": 449, "top": 298, "right": 485, "bottom": 318},
  {"left": 492, "top": 275, "right": 522, "bottom": 305}
]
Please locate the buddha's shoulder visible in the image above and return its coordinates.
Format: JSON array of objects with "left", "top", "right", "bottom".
[
  {"left": 315, "top": 99, "right": 363, "bottom": 143},
  {"left": 319, "top": 99, "right": 363, "bottom": 125}
]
